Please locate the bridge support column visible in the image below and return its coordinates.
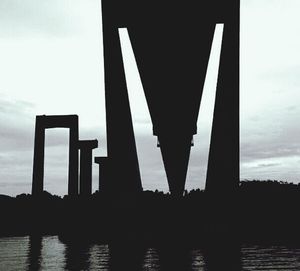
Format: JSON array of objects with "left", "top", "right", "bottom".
[{"left": 78, "top": 140, "right": 98, "bottom": 196}]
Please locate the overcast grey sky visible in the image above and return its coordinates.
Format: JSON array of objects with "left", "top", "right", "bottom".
[{"left": 0, "top": 0, "right": 300, "bottom": 196}]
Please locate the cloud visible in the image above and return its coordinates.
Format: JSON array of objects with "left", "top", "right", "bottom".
[
  {"left": 0, "top": 0, "right": 89, "bottom": 38},
  {"left": 241, "top": 110, "right": 300, "bottom": 163},
  {"left": 257, "top": 163, "right": 282, "bottom": 168},
  {"left": 0, "top": 95, "right": 35, "bottom": 150}
]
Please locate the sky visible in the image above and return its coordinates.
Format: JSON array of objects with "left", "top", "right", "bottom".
[{"left": 0, "top": 0, "right": 300, "bottom": 196}]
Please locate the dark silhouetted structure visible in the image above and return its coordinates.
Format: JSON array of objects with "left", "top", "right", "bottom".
[
  {"left": 94, "top": 156, "right": 109, "bottom": 191},
  {"left": 32, "top": 115, "right": 79, "bottom": 196},
  {"left": 102, "top": 0, "right": 239, "bottom": 196},
  {"left": 78, "top": 140, "right": 98, "bottom": 196},
  {"left": 102, "top": 1, "right": 143, "bottom": 195},
  {"left": 3, "top": 180, "right": 300, "bottom": 245},
  {"left": 26, "top": 235, "right": 43, "bottom": 271},
  {"left": 205, "top": 1, "right": 240, "bottom": 193}
]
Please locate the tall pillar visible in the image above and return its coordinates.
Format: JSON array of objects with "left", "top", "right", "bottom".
[
  {"left": 205, "top": 1, "right": 240, "bottom": 193},
  {"left": 32, "top": 116, "right": 45, "bottom": 195},
  {"left": 102, "top": 0, "right": 143, "bottom": 195},
  {"left": 78, "top": 140, "right": 98, "bottom": 196}
]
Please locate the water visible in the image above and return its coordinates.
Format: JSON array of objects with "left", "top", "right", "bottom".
[{"left": 1, "top": 236, "right": 300, "bottom": 270}]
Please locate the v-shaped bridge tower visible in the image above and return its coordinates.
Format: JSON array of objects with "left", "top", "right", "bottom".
[{"left": 102, "top": 0, "right": 239, "bottom": 196}]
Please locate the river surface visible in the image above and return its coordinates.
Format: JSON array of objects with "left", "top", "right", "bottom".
[{"left": 1, "top": 236, "right": 300, "bottom": 270}]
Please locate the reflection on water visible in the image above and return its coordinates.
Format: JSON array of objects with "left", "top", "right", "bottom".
[
  {"left": 143, "top": 248, "right": 160, "bottom": 270},
  {"left": 242, "top": 245, "right": 300, "bottom": 270},
  {"left": 64, "top": 242, "right": 91, "bottom": 270},
  {"left": 0, "top": 236, "right": 28, "bottom": 271},
  {"left": 1, "top": 236, "right": 300, "bottom": 270},
  {"left": 108, "top": 243, "right": 147, "bottom": 270},
  {"left": 27, "top": 235, "right": 42, "bottom": 271}
]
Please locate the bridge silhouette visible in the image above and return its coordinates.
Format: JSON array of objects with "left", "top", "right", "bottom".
[
  {"left": 31, "top": 0, "right": 240, "bottom": 198},
  {"left": 101, "top": 0, "right": 239, "bottom": 197},
  {"left": 3, "top": 2, "right": 300, "bottom": 269}
]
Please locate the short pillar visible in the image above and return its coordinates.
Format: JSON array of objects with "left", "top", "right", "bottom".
[
  {"left": 94, "top": 157, "right": 106, "bottom": 191},
  {"left": 78, "top": 140, "right": 98, "bottom": 196},
  {"left": 68, "top": 116, "right": 79, "bottom": 196}
]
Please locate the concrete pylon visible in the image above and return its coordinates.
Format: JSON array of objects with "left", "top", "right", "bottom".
[
  {"left": 205, "top": 2, "right": 240, "bottom": 193},
  {"left": 102, "top": 0, "right": 239, "bottom": 196},
  {"left": 32, "top": 115, "right": 79, "bottom": 196},
  {"left": 106, "top": 0, "right": 239, "bottom": 195},
  {"left": 78, "top": 140, "right": 98, "bottom": 196},
  {"left": 102, "top": 2, "right": 143, "bottom": 195}
]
